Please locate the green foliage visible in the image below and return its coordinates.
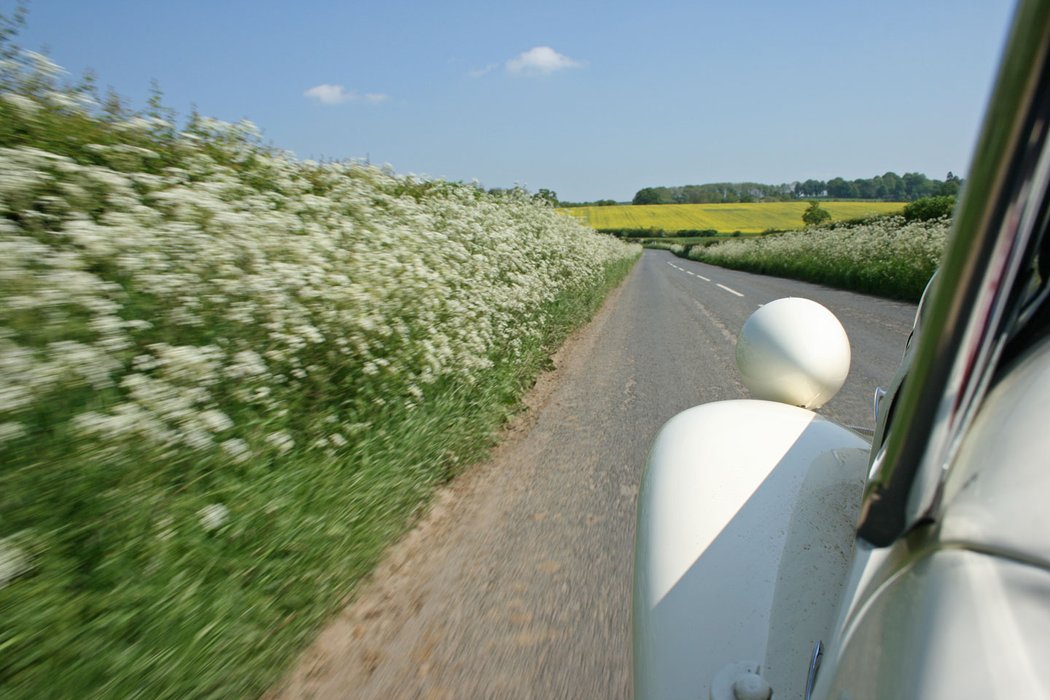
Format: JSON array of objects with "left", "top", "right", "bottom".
[
  {"left": 557, "top": 198, "right": 619, "bottom": 207},
  {"left": 532, "top": 187, "right": 558, "bottom": 206},
  {"left": 595, "top": 227, "right": 717, "bottom": 238},
  {"left": 632, "top": 171, "right": 965, "bottom": 205},
  {"left": 903, "top": 195, "right": 956, "bottom": 221},
  {"left": 642, "top": 240, "right": 686, "bottom": 255},
  {"left": 941, "top": 171, "right": 963, "bottom": 196},
  {"left": 688, "top": 216, "right": 948, "bottom": 301},
  {"left": 634, "top": 182, "right": 795, "bottom": 204},
  {"left": 643, "top": 237, "right": 732, "bottom": 257},
  {"left": 632, "top": 187, "right": 666, "bottom": 205},
  {"left": 0, "top": 2, "right": 27, "bottom": 66},
  {"left": 802, "top": 200, "right": 832, "bottom": 227},
  {"left": 0, "top": 31, "right": 641, "bottom": 698}
]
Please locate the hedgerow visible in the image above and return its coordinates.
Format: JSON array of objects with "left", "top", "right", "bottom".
[
  {"left": 0, "top": 41, "right": 639, "bottom": 697},
  {"left": 686, "top": 216, "right": 947, "bottom": 301}
]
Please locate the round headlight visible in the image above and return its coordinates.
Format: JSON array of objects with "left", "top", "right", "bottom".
[{"left": 736, "top": 297, "right": 850, "bottom": 409}]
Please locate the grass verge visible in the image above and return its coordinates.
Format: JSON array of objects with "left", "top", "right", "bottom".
[
  {"left": 1, "top": 252, "right": 639, "bottom": 699},
  {"left": 677, "top": 216, "right": 948, "bottom": 301}
]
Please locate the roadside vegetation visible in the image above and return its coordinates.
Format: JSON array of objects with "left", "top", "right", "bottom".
[
  {"left": 682, "top": 215, "right": 949, "bottom": 301},
  {"left": 802, "top": 200, "right": 832, "bottom": 227},
  {"left": 0, "top": 27, "right": 640, "bottom": 699}
]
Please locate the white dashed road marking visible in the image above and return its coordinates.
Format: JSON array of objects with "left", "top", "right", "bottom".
[
  {"left": 717, "top": 284, "right": 744, "bottom": 297},
  {"left": 666, "top": 258, "right": 744, "bottom": 297}
]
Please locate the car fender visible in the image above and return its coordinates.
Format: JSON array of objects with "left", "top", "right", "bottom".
[{"left": 633, "top": 399, "right": 869, "bottom": 699}]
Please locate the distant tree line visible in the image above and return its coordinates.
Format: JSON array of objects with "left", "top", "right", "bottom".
[
  {"left": 556, "top": 198, "right": 620, "bottom": 207},
  {"left": 597, "top": 227, "right": 719, "bottom": 238},
  {"left": 479, "top": 188, "right": 622, "bottom": 208},
  {"left": 633, "top": 172, "right": 963, "bottom": 205},
  {"left": 633, "top": 182, "right": 794, "bottom": 205}
]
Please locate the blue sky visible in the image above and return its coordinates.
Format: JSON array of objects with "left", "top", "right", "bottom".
[{"left": 9, "top": 0, "right": 1017, "bottom": 201}]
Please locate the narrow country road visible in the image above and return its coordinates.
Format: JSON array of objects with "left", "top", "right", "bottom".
[{"left": 271, "top": 250, "right": 918, "bottom": 699}]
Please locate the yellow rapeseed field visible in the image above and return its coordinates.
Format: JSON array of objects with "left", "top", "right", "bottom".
[{"left": 561, "top": 201, "right": 906, "bottom": 233}]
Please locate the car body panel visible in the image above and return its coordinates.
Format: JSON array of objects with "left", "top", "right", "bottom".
[
  {"left": 938, "top": 332, "right": 1050, "bottom": 566},
  {"left": 633, "top": 399, "right": 869, "bottom": 699},
  {"left": 815, "top": 549, "right": 1050, "bottom": 700}
]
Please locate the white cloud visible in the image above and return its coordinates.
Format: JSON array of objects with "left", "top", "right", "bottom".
[
  {"left": 304, "top": 84, "right": 351, "bottom": 104},
  {"left": 469, "top": 63, "right": 499, "bottom": 78},
  {"left": 304, "top": 84, "right": 389, "bottom": 105},
  {"left": 505, "top": 46, "right": 583, "bottom": 76}
]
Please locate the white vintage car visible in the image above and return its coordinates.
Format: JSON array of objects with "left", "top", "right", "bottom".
[{"left": 632, "top": 1, "right": 1050, "bottom": 698}]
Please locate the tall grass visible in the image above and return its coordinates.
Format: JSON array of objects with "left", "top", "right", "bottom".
[
  {"left": 641, "top": 240, "right": 686, "bottom": 255},
  {"left": 687, "top": 216, "right": 948, "bottom": 300},
  {"left": 0, "top": 44, "right": 640, "bottom": 697}
]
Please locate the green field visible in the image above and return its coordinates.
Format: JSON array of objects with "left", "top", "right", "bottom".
[{"left": 561, "top": 201, "right": 906, "bottom": 233}]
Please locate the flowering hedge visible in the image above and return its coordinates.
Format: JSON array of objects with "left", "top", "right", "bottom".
[
  {"left": 687, "top": 216, "right": 948, "bottom": 300},
  {"left": 0, "top": 138, "right": 634, "bottom": 457},
  {"left": 0, "top": 48, "right": 639, "bottom": 697}
]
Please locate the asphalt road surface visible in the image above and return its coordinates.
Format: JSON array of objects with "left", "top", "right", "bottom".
[{"left": 272, "top": 250, "right": 919, "bottom": 699}]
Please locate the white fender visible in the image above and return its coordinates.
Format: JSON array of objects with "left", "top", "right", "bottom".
[{"left": 633, "top": 399, "right": 869, "bottom": 700}]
